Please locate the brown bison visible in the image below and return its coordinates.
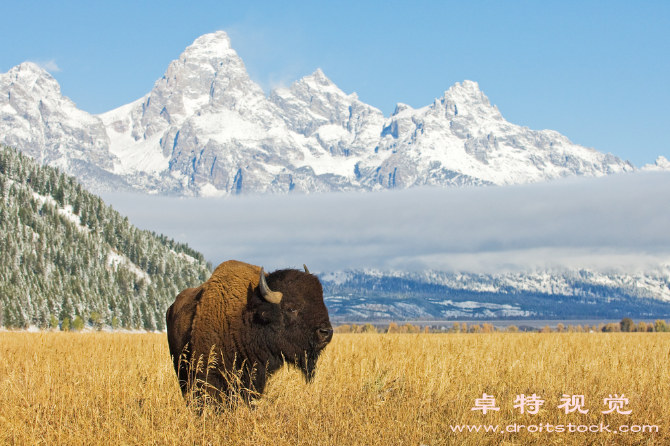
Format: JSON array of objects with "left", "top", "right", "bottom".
[{"left": 166, "top": 260, "right": 333, "bottom": 405}]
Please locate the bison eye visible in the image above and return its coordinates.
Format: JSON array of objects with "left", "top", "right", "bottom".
[{"left": 286, "top": 307, "right": 298, "bottom": 314}]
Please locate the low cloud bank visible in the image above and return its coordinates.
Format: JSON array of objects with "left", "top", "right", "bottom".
[{"left": 101, "top": 172, "right": 670, "bottom": 274}]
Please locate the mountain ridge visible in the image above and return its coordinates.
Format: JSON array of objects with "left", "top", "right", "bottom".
[
  {"left": 0, "top": 31, "right": 651, "bottom": 196},
  {"left": 320, "top": 267, "right": 670, "bottom": 321}
]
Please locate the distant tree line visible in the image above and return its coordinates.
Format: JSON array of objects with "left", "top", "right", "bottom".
[
  {"left": 0, "top": 145, "right": 211, "bottom": 330},
  {"left": 332, "top": 318, "right": 670, "bottom": 334}
]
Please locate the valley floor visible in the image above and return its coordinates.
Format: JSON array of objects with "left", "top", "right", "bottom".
[{"left": 0, "top": 332, "right": 668, "bottom": 445}]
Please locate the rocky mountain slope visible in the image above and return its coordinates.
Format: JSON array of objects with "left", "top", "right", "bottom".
[
  {"left": 0, "top": 63, "right": 130, "bottom": 191},
  {"left": 0, "top": 31, "right": 644, "bottom": 195},
  {"left": 320, "top": 267, "right": 670, "bottom": 321}
]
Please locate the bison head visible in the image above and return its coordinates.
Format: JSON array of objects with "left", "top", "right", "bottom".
[{"left": 250, "top": 266, "right": 333, "bottom": 382}]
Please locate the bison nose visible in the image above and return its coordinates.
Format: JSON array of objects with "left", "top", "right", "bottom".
[{"left": 317, "top": 327, "right": 333, "bottom": 344}]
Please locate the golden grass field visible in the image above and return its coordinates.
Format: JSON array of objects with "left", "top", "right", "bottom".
[{"left": 1, "top": 332, "right": 669, "bottom": 445}]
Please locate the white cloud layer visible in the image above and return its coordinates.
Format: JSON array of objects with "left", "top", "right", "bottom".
[{"left": 101, "top": 172, "right": 670, "bottom": 274}]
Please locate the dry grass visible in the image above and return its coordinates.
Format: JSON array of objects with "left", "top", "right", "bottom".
[{"left": 0, "top": 332, "right": 669, "bottom": 445}]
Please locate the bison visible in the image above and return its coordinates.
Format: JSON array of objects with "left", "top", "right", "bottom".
[{"left": 166, "top": 260, "right": 333, "bottom": 405}]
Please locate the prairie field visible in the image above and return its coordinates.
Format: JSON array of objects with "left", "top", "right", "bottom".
[{"left": 0, "top": 332, "right": 669, "bottom": 445}]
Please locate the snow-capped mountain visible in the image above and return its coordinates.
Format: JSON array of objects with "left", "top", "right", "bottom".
[
  {"left": 320, "top": 267, "right": 670, "bottom": 321},
  {"left": 642, "top": 156, "right": 670, "bottom": 171},
  {"left": 0, "top": 63, "right": 132, "bottom": 191},
  {"left": 1, "top": 31, "right": 638, "bottom": 195},
  {"left": 322, "top": 266, "right": 670, "bottom": 301}
]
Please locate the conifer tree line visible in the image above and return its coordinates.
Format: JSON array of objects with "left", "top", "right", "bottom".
[{"left": 0, "top": 145, "right": 212, "bottom": 330}]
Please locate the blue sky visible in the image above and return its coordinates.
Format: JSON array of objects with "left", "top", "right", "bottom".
[{"left": 4, "top": 0, "right": 669, "bottom": 166}]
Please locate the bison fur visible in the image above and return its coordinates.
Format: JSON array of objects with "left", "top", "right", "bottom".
[{"left": 166, "top": 260, "right": 333, "bottom": 406}]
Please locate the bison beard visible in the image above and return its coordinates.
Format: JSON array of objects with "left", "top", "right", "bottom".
[
  {"left": 166, "top": 260, "right": 333, "bottom": 407},
  {"left": 299, "top": 341, "right": 322, "bottom": 383}
]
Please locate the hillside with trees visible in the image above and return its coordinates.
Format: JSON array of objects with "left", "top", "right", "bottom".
[{"left": 0, "top": 145, "right": 211, "bottom": 330}]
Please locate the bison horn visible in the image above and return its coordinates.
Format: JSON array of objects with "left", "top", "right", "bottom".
[
  {"left": 259, "top": 267, "right": 282, "bottom": 304},
  {"left": 303, "top": 264, "right": 310, "bottom": 274}
]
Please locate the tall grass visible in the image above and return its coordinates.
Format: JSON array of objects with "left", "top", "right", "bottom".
[{"left": 0, "top": 332, "right": 668, "bottom": 445}]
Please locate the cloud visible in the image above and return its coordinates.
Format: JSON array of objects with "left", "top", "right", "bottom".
[
  {"left": 33, "top": 59, "right": 61, "bottom": 73},
  {"left": 100, "top": 172, "right": 670, "bottom": 274}
]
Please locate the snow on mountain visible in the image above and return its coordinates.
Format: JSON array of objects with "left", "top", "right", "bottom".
[
  {"left": 269, "top": 68, "right": 386, "bottom": 157},
  {"left": 642, "top": 156, "right": 670, "bottom": 171},
  {"left": 0, "top": 31, "right": 640, "bottom": 195},
  {"left": 320, "top": 266, "right": 670, "bottom": 320},
  {"left": 363, "top": 81, "right": 635, "bottom": 188},
  {"left": 100, "top": 32, "right": 355, "bottom": 196},
  {"left": 0, "top": 62, "right": 130, "bottom": 191},
  {"left": 323, "top": 266, "right": 670, "bottom": 301}
]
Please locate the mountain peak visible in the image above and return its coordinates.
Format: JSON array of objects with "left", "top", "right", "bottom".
[
  {"left": 642, "top": 156, "right": 670, "bottom": 171},
  {"left": 279, "top": 68, "right": 348, "bottom": 99},
  {"left": 310, "top": 68, "right": 332, "bottom": 86},
  {"left": 190, "top": 30, "right": 231, "bottom": 49},
  {"left": 119, "top": 29, "right": 265, "bottom": 142},
  {"left": 298, "top": 68, "right": 336, "bottom": 88},
  {"left": 182, "top": 31, "right": 235, "bottom": 60},
  {"left": 444, "top": 80, "right": 487, "bottom": 101},
  {"left": 10, "top": 62, "right": 55, "bottom": 82},
  {"left": 4, "top": 61, "right": 62, "bottom": 99},
  {"left": 300, "top": 69, "right": 361, "bottom": 101},
  {"left": 459, "top": 80, "right": 481, "bottom": 90},
  {"left": 438, "top": 79, "right": 497, "bottom": 120},
  {"left": 392, "top": 103, "right": 413, "bottom": 116},
  {"left": 16, "top": 61, "right": 49, "bottom": 75}
]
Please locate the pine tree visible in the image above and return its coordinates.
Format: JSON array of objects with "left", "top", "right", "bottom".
[{"left": 0, "top": 145, "right": 211, "bottom": 330}]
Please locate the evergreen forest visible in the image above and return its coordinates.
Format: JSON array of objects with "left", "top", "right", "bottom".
[{"left": 0, "top": 145, "right": 211, "bottom": 330}]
